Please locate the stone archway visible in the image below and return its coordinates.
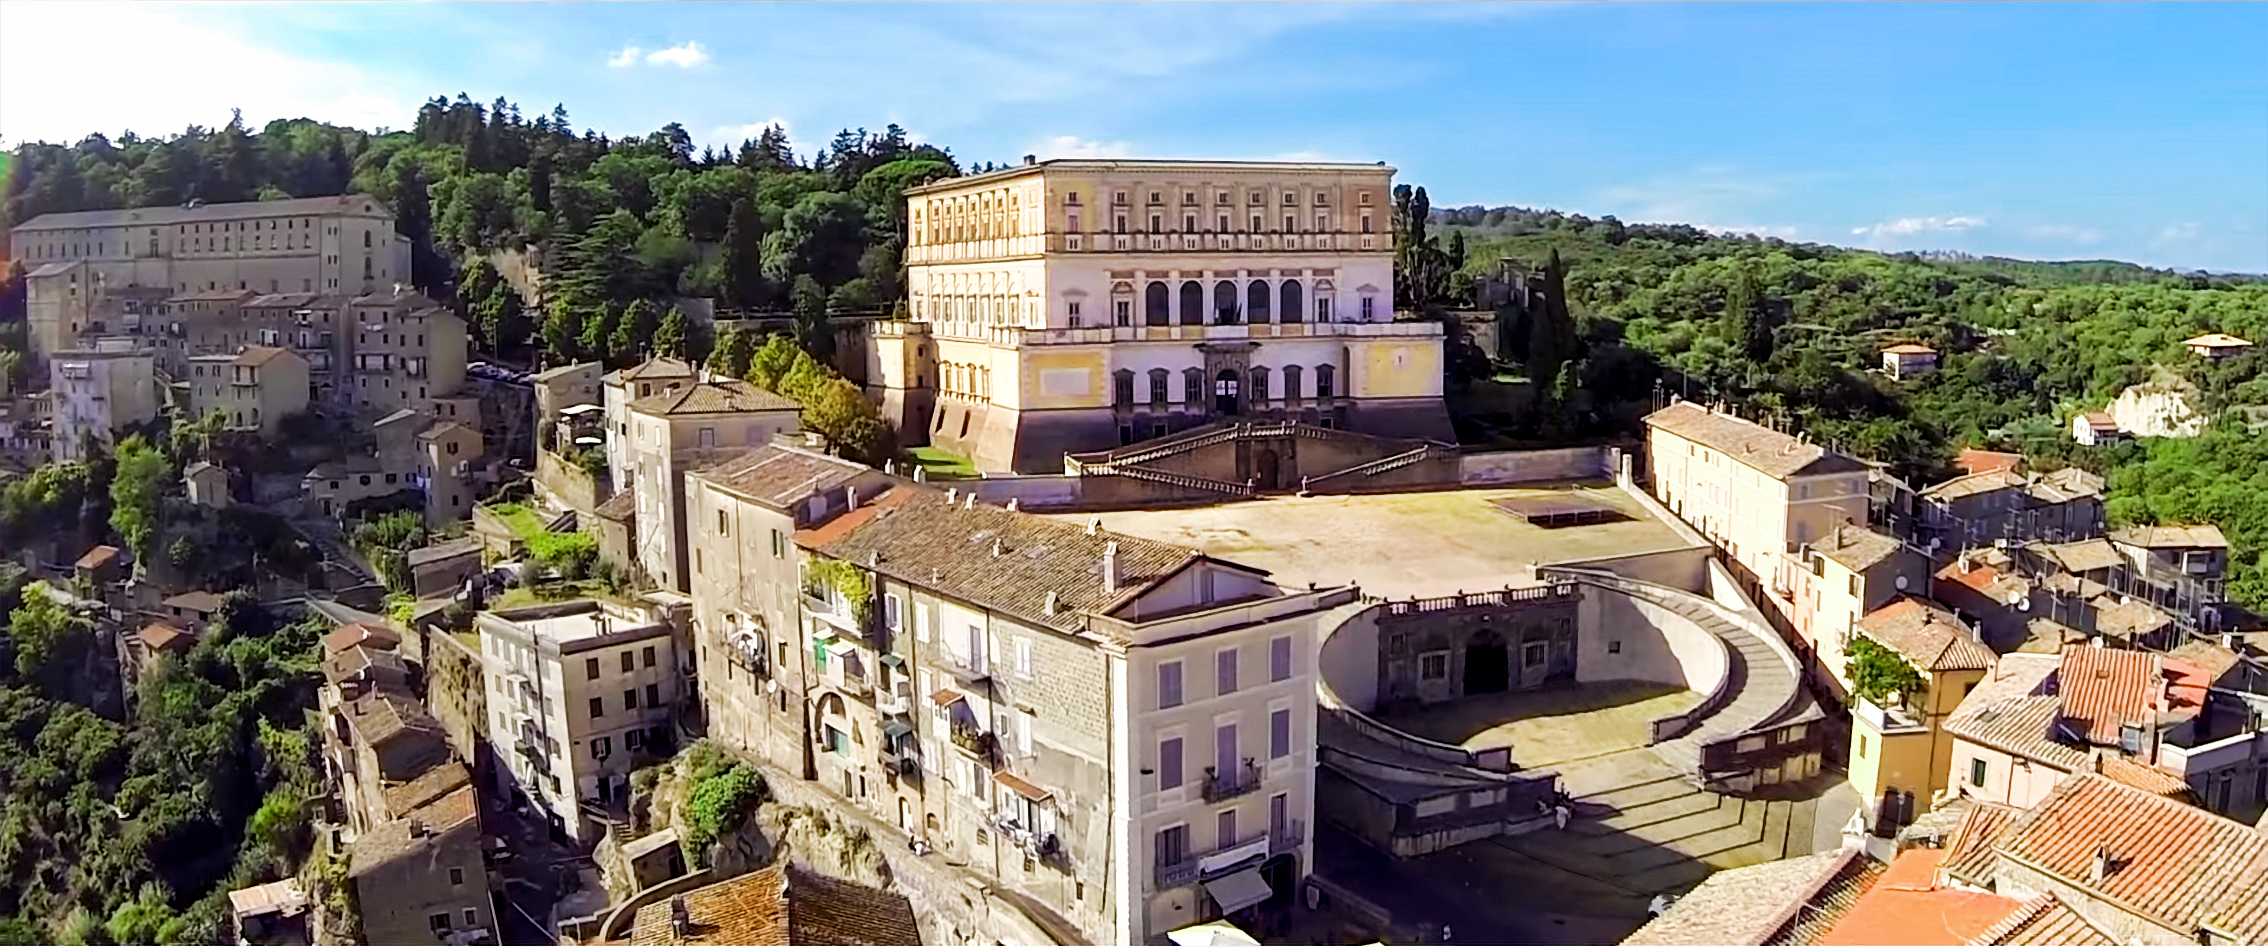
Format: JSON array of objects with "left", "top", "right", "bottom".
[
  {"left": 1214, "top": 370, "right": 1241, "bottom": 416},
  {"left": 1464, "top": 629, "right": 1509, "bottom": 695}
]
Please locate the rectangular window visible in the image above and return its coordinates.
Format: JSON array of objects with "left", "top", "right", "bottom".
[
  {"left": 628, "top": 729, "right": 647, "bottom": 750},
  {"left": 647, "top": 683, "right": 660, "bottom": 707},
  {"left": 450, "top": 867, "right": 465, "bottom": 886},
  {"left": 621, "top": 652, "right": 635, "bottom": 673},
  {"left": 1270, "top": 708, "right": 1291, "bottom": 759},
  {"left": 1155, "top": 825, "right": 1189, "bottom": 866},
  {"left": 1970, "top": 758, "right": 1987, "bottom": 787},
  {"left": 716, "top": 509, "right": 728, "bottom": 535},
  {"left": 1150, "top": 214, "right": 1162, "bottom": 233},
  {"left": 1270, "top": 635, "right": 1292, "bottom": 682},
  {"left": 1016, "top": 638, "right": 1033, "bottom": 677},
  {"left": 464, "top": 908, "right": 479, "bottom": 928},
  {"left": 771, "top": 529, "right": 786, "bottom": 558},
  {"left": 1159, "top": 661, "right": 1184, "bottom": 709},
  {"left": 1420, "top": 652, "right": 1448, "bottom": 680},
  {"left": 589, "top": 697, "right": 604, "bottom": 718},
  {"left": 916, "top": 604, "right": 930, "bottom": 643},
  {"left": 1217, "top": 809, "right": 1238, "bottom": 848},
  {"left": 1018, "top": 708, "right": 1035, "bottom": 754},
  {"left": 1218, "top": 214, "right": 1229, "bottom": 232},
  {"left": 1184, "top": 214, "right": 1196, "bottom": 232},
  {"left": 1216, "top": 724, "right": 1239, "bottom": 776},
  {"left": 1159, "top": 737, "right": 1184, "bottom": 789},
  {"left": 1250, "top": 214, "right": 1262, "bottom": 232},
  {"left": 592, "top": 736, "right": 611, "bottom": 760},
  {"left": 885, "top": 593, "right": 903, "bottom": 630},
  {"left": 643, "top": 646, "right": 656, "bottom": 668},
  {"left": 430, "top": 913, "right": 451, "bottom": 934},
  {"left": 586, "top": 657, "right": 601, "bottom": 680},
  {"left": 624, "top": 689, "right": 639, "bottom": 710},
  {"left": 1360, "top": 297, "right": 1375, "bottom": 320},
  {"left": 1271, "top": 792, "right": 1289, "bottom": 837},
  {"left": 1217, "top": 648, "right": 1239, "bottom": 696}
]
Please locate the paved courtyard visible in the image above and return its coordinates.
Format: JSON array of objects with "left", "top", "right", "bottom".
[
  {"left": 1052, "top": 481, "right": 1696, "bottom": 599},
  {"left": 1378, "top": 679, "right": 1704, "bottom": 768}
]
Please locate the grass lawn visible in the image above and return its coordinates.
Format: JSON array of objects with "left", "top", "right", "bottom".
[
  {"left": 908, "top": 446, "right": 979, "bottom": 480},
  {"left": 486, "top": 502, "right": 550, "bottom": 539}
]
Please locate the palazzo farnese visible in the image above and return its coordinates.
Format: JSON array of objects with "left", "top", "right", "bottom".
[{"left": 878, "top": 157, "right": 1454, "bottom": 473}]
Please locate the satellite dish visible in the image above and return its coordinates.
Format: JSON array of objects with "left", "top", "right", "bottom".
[
  {"left": 1895, "top": 575, "right": 1910, "bottom": 591},
  {"left": 2017, "top": 599, "right": 2031, "bottom": 613}
]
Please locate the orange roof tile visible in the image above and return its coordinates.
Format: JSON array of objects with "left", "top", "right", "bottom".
[
  {"left": 1966, "top": 893, "right": 2114, "bottom": 946},
  {"left": 2091, "top": 754, "right": 2193, "bottom": 799},
  {"left": 1818, "top": 849, "right": 2020, "bottom": 946},
  {"left": 627, "top": 862, "right": 920, "bottom": 945},
  {"left": 2055, "top": 645, "right": 2202, "bottom": 745},
  {"left": 1941, "top": 801, "right": 2022, "bottom": 886},
  {"left": 1858, "top": 597, "right": 1996, "bottom": 672},
  {"left": 1955, "top": 449, "right": 2023, "bottom": 477},
  {"left": 1990, "top": 774, "right": 2268, "bottom": 936}
]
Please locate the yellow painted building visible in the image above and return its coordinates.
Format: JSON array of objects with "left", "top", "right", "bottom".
[
  {"left": 1844, "top": 597, "right": 1995, "bottom": 822},
  {"left": 881, "top": 158, "right": 1451, "bottom": 473}
]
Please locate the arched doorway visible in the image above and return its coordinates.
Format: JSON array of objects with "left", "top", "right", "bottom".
[
  {"left": 1246, "top": 280, "right": 1272, "bottom": 323},
  {"left": 1214, "top": 370, "right": 1241, "bottom": 415},
  {"left": 1464, "top": 629, "right": 1509, "bottom": 695},
  {"left": 1279, "top": 279, "right": 1303, "bottom": 324},
  {"left": 1214, "top": 280, "right": 1238, "bottom": 323},
  {"left": 1146, "top": 281, "right": 1171, "bottom": 326},
  {"left": 1180, "top": 282, "right": 1204, "bottom": 326},
  {"left": 1254, "top": 449, "right": 1281, "bottom": 491}
]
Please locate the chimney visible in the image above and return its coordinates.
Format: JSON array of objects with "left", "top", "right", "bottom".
[
  {"left": 1102, "top": 541, "right": 1121, "bottom": 595},
  {"left": 913, "top": 466, "right": 928, "bottom": 483},
  {"left": 1086, "top": 517, "right": 1102, "bottom": 536},
  {"left": 992, "top": 538, "right": 1004, "bottom": 557},
  {"left": 669, "top": 894, "right": 691, "bottom": 938},
  {"left": 1005, "top": 498, "right": 1019, "bottom": 512},
  {"left": 2090, "top": 845, "right": 2113, "bottom": 884},
  {"left": 964, "top": 492, "right": 977, "bottom": 509},
  {"left": 946, "top": 487, "right": 959, "bottom": 504},
  {"left": 846, "top": 485, "right": 859, "bottom": 510},
  {"left": 1023, "top": 154, "right": 1037, "bottom": 166},
  {"left": 409, "top": 818, "right": 429, "bottom": 838},
  {"left": 1044, "top": 590, "right": 1059, "bottom": 616}
]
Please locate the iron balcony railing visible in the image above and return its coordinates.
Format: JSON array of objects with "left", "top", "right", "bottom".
[
  {"left": 1154, "top": 820, "right": 1305, "bottom": 889},
  {"left": 1200, "top": 759, "right": 1265, "bottom": 803}
]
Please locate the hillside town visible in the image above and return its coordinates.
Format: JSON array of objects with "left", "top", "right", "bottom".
[{"left": 1, "top": 153, "right": 2263, "bottom": 947}]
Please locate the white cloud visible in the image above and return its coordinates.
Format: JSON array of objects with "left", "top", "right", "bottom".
[
  {"left": 2155, "top": 222, "right": 2203, "bottom": 244},
  {"left": 644, "top": 41, "right": 710, "bottom": 68},
  {"left": 2027, "top": 224, "right": 2105, "bottom": 245},
  {"left": 607, "top": 45, "right": 643, "bottom": 67},
  {"left": 1034, "top": 135, "right": 1132, "bottom": 159},
  {"left": 0, "top": 2, "right": 413, "bottom": 145},
  {"left": 1693, "top": 223, "right": 1801, "bottom": 239},
  {"left": 1852, "top": 215, "right": 1988, "bottom": 237}
]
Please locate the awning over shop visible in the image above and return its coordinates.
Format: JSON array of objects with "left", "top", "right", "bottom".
[
  {"left": 994, "top": 770, "right": 1053, "bottom": 802},
  {"left": 881, "top": 720, "right": 914, "bottom": 743},
  {"left": 1201, "top": 869, "right": 1274, "bottom": 916}
]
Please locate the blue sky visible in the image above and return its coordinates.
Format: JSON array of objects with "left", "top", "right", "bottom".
[{"left": 4, "top": 2, "right": 2264, "bottom": 271}]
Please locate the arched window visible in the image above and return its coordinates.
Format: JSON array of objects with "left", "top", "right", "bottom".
[
  {"left": 1148, "top": 368, "right": 1170, "bottom": 405},
  {"left": 1179, "top": 282, "right": 1203, "bottom": 326},
  {"left": 1113, "top": 369, "right": 1135, "bottom": 407},
  {"left": 1246, "top": 280, "right": 1271, "bottom": 323},
  {"left": 1214, "top": 281, "right": 1238, "bottom": 324},
  {"left": 1184, "top": 368, "right": 1204, "bottom": 405},
  {"left": 1250, "top": 366, "right": 1271, "bottom": 405},
  {"left": 1279, "top": 279, "right": 1303, "bottom": 324},
  {"left": 1282, "top": 365, "right": 1303, "bottom": 403},
  {"left": 1145, "top": 281, "right": 1170, "bottom": 326},
  {"left": 1315, "top": 364, "right": 1336, "bottom": 399}
]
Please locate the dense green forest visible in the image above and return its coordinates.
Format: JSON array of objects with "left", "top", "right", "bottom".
[
  {"left": 0, "top": 576, "right": 330, "bottom": 945},
  {"left": 1424, "top": 204, "right": 2268, "bottom": 612}
]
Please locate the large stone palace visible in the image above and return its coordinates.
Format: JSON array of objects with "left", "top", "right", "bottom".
[{"left": 874, "top": 157, "right": 1455, "bottom": 473}]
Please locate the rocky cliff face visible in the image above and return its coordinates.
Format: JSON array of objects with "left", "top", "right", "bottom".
[{"left": 598, "top": 744, "right": 888, "bottom": 900}]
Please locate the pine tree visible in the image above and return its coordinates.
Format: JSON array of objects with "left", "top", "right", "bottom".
[{"left": 720, "top": 197, "right": 765, "bottom": 309}]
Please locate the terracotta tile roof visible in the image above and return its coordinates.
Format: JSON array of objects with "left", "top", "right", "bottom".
[
  {"left": 2091, "top": 754, "right": 2193, "bottom": 799},
  {"left": 18, "top": 194, "right": 394, "bottom": 231},
  {"left": 1817, "top": 849, "right": 2020, "bottom": 945},
  {"left": 323, "top": 644, "right": 407, "bottom": 685},
  {"left": 135, "top": 622, "right": 197, "bottom": 654},
  {"left": 2203, "top": 858, "right": 2268, "bottom": 945},
  {"left": 233, "top": 345, "right": 292, "bottom": 368},
  {"left": 380, "top": 760, "right": 470, "bottom": 820},
  {"left": 1814, "top": 524, "right": 1904, "bottom": 573},
  {"left": 2038, "top": 539, "right": 2121, "bottom": 575},
  {"left": 629, "top": 378, "right": 799, "bottom": 417},
  {"left": 323, "top": 622, "right": 401, "bottom": 654},
  {"left": 1644, "top": 401, "right": 1870, "bottom": 479},
  {"left": 2109, "top": 524, "right": 2227, "bottom": 549},
  {"left": 1989, "top": 774, "right": 2268, "bottom": 936},
  {"left": 2165, "top": 639, "right": 2242, "bottom": 683},
  {"left": 1857, "top": 597, "right": 1995, "bottom": 672},
  {"left": 1947, "top": 654, "right": 2089, "bottom": 771},
  {"left": 74, "top": 545, "right": 121, "bottom": 570},
  {"left": 1936, "top": 557, "right": 2033, "bottom": 603},
  {"left": 627, "top": 862, "right": 920, "bottom": 945},
  {"left": 1897, "top": 796, "right": 1978, "bottom": 849},
  {"left": 2090, "top": 597, "right": 2173, "bottom": 641},
  {"left": 2080, "top": 412, "right": 2117, "bottom": 430},
  {"left": 801, "top": 485, "right": 1207, "bottom": 636},
  {"left": 1955, "top": 449, "right": 2023, "bottom": 477},
  {"left": 611, "top": 356, "right": 699, "bottom": 384},
  {"left": 2056, "top": 645, "right": 2201, "bottom": 745},
  {"left": 346, "top": 691, "right": 448, "bottom": 768},
  {"left": 1940, "top": 800, "right": 2022, "bottom": 886},
  {"left": 1774, "top": 855, "right": 1888, "bottom": 946},
  {"left": 692, "top": 444, "right": 873, "bottom": 509},
  {"left": 1966, "top": 893, "right": 2114, "bottom": 946},
  {"left": 2035, "top": 467, "right": 2103, "bottom": 500},
  {"left": 347, "top": 784, "right": 479, "bottom": 877},
  {"left": 1622, "top": 851, "right": 1859, "bottom": 946},
  {"left": 597, "top": 484, "right": 638, "bottom": 521},
  {"left": 1924, "top": 468, "right": 2029, "bottom": 503}
]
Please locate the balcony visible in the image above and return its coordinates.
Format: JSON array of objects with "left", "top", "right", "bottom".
[
  {"left": 1155, "top": 820, "right": 1305, "bottom": 889},
  {"left": 876, "top": 684, "right": 911, "bottom": 716},
  {"left": 1200, "top": 759, "right": 1265, "bottom": 802}
]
